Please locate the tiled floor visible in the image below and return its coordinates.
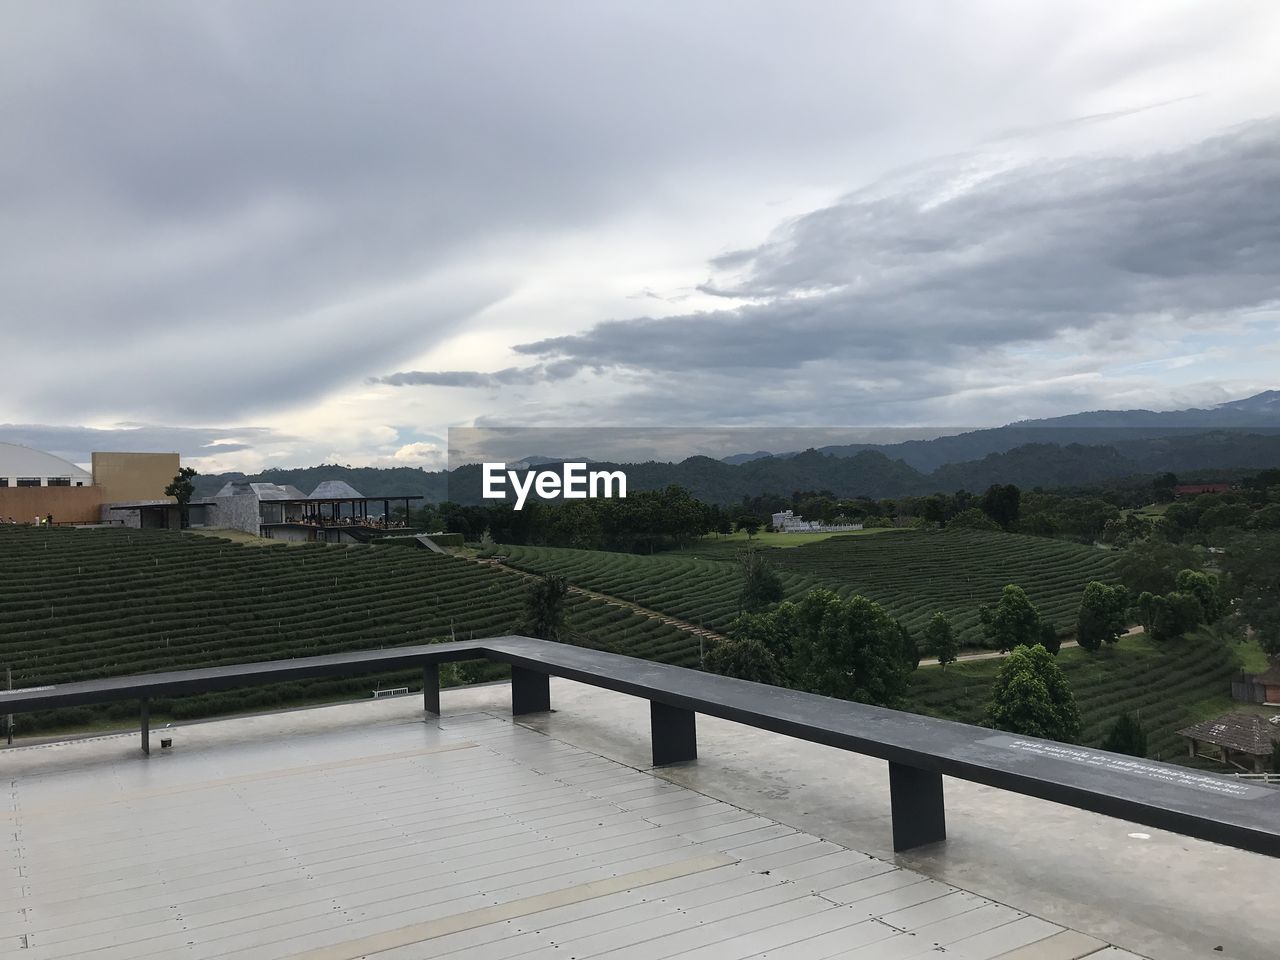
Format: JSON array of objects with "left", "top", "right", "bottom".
[{"left": 1, "top": 702, "right": 1145, "bottom": 960}]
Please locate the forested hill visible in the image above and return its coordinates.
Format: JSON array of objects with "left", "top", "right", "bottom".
[{"left": 193, "top": 429, "right": 1280, "bottom": 505}]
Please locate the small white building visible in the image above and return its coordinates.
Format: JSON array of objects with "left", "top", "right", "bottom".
[
  {"left": 770, "top": 509, "right": 863, "bottom": 534},
  {"left": 0, "top": 442, "right": 92, "bottom": 488}
]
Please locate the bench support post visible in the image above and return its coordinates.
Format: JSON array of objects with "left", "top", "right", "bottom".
[
  {"left": 650, "top": 701, "right": 697, "bottom": 766},
  {"left": 140, "top": 698, "right": 150, "bottom": 756},
  {"left": 889, "top": 762, "right": 945, "bottom": 851},
  {"left": 511, "top": 667, "right": 550, "bottom": 715},
  {"left": 423, "top": 662, "right": 440, "bottom": 716}
]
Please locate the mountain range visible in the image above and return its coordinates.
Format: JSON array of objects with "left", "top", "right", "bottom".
[{"left": 192, "top": 391, "right": 1280, "bottom": 505}]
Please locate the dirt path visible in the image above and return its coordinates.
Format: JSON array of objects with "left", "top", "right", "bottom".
[{"left": 475, "top": 557, "right": 728, "bottom": 647}]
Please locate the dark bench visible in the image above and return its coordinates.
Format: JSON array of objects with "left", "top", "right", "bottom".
[{"left": 3, "top": 635, "right": 1277, "bottom": 857}]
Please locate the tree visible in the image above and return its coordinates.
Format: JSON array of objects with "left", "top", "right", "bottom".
[
  {"left": 1174, "top": 569, "right": 1224, "bottom": 624},
  {"left": 703, "top": 637, "right": 782, "bottom": 685},
  {"left": 948, "top": 507, "right": 1000, "bottom": 531},
  {"left": 1038, "top": 619, "right": 1061, "bottom": 656},
  {"left": 524, "top": 573, "right": 568, "bottom": 641},
  {"left": 737, "top": 590, "right": 911, "bottom": 706},
  {"left": 1101, "top": 713, "right": 1148, "bottom": 757},
  {"left": 1135, "top": 589, "right": 1204, "bottom": 642},
  {"left": 922, "top": 612, "right": 959, "bottom": 669},
  {"left": 980, "top": 484, "right": 1021, "bottom": 529},
  {"left": 165, "top": 467, "right": 198, "bottom": 527},
  {"left": 985, "top": 644, "right": 1082, "bottom": 742},
  {"left": 1075, "top": 582, "right": 1130, "bottom": 652},
  {"left": 896, "top": 622, "right": 920, "bottom": 671},
  {"left": 737, "top": 515, "right": 761, "bottom": 539},
  {"left": 979, "top": 584, "right": 1044, "bottom": 654},
  {"left": 739, "top": 549, "right": 784, "bottom": 614},
  {"left": 1222, "top": 532, "right": 1280, "bottom": 655},
  {"left": 1115, "top": 542, "right": 1201, "bottom": 596}
]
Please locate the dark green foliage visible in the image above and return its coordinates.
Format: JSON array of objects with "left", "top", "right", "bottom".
[
  {"left": 980, "top": 584, "right": 1046, "bottom": 654},
  {"left": 1075, "top": 581, "right": 1130, "bottom": 652},
  {"left": 1136, "top": 588, "right": 1205, "bottom": 643},
  {"left": 948, "top": 508, "right": 1000, "bottom": 531},
  {"left": 1174, "top": 569, "right": 1223, "bottom": 623},
  {"left": 1115, "top": 542, "right": 1202, "bottom": 596},
  {"left": 1101, "top": 712, "right": 1148, "bottom": 757},
  {"left": 1221, "top": 532, "right": 1280, "bottom": 656},
  {"left": 726, "top": 590, "right": 911, "bottom": 707},
  {"left": 980, "top": 484, "right": 1022, "bottom": 529},
  {"left": 702, "top": 636, "right": 782, "bottom": 686},
  {"left": 922, "top": 612, "right": 959, "bottom": 669},
  {"left": 739, "top": 549, "right": 784, "bottom": 614},
  {"left": 896, "top": 622, "right": 920, "bottom": 671},
  {"left": 524, "top": 573, "right": 569, "bottom": 641},
  {"left": 737, "top": 515, "right": 761, "bottom": 538},
  {"left": 1039, "top": 619, "right": 1061, "bottom": 655},
  {"left": 985, "top": 644, "right": 1082, "bottom": 742},
  {"left": 165, "top": 467, "right": 198, "bottom": 505}
]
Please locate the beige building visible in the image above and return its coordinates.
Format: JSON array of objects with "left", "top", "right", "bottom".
[{"left": 91, "top": 451, "right": 180, "bottom": 503}]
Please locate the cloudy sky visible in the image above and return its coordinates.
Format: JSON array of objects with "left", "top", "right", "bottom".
[{"left": 3, "top": 1, "right": 1278, "bottom": 473}]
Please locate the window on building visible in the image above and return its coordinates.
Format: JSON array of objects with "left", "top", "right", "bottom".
[
  {"left": 0, "top": 477, "right": 8, "bottom": 487},
  {"left": 47, "top": 477, "right": 71, "bottom": 487},
  {"left": 75, "top": 481, "right": 84, "bottom": 487},
  {"left": 16, "top": 478, "right": 41, "bottom": 487}
]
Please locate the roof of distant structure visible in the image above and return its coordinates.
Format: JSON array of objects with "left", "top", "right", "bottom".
[
  {"left": 211, "top": 480, "right": 297, "bottom": 500},
  {"left": 309, "top": 480, "right": 365, "bottom": 499},
  {"left": 0, "top": 442, "right": 93, "bottom": 480},
  {"left": 1178, "top": 713, "right": 1278, "bottom": 755},
  {"left": 279, "top": 484, "right": 308, "bottom": 499}
]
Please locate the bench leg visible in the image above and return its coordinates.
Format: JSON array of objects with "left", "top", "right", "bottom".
[
  {"left": 423, "top": 663, "right": 440, "bottom": 716},
  {"left": 888, "top": 762, "right": 946, "bottom": 851},
  {"left": 511, "top": 667, "right": 550, "bottom": 715},
  {"left": 650, "top": 701, "right": 697, "bottom": 766},
  {"left": 140, "top": 699, "right": 150, "bottom": 756}
]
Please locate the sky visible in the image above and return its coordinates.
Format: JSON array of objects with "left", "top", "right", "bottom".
[{"left": 2, "top": 1, "right": 1279, "bottom": 473}]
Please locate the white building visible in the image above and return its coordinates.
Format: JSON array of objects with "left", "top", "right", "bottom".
[
  {"left": 0, "top": 442, "right": 92, "bottom": 488},
  {"left": 770, "top": 509, "right": 864, "bottom": 534}
]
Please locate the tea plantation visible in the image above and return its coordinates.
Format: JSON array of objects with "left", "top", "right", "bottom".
[
  {"left": 910, "top": 632, "right": 1241, "bottom": 761},
  {"left": 0, "top": 525, "right": 699, "bottom": 731},
  {"left": 488, "top": 527, "right": 1120, "bottom": 647}
]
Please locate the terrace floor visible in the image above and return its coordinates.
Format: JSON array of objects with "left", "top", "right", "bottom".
[{"left": 1, "top": 680, "right": 1271, "bottom": 960}]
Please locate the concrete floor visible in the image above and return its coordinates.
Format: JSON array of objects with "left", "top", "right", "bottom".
[{"left": 2, "top": 679, "right": 1273, "bottom": 959}]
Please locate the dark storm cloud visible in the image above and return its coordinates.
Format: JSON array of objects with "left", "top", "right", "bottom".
[
  {"left": 0, "top": 423, "right": 287, "bottom": 464},
  {"left": 372, "top": 361, "right": 579, "bottom": 388},
  {"left": 511, "top": 120, "right": 1280, "bottom": 398},
  {"left": 0, "top": 2, "right": 934, "bottom": 425}
]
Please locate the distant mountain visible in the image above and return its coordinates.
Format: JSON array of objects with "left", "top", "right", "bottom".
[
  {"left": 192, "top": 392, "right": 1280, "bottom": 507},
  {"left": 722, "top": 390, "right": 1280, "bottom": 471}
]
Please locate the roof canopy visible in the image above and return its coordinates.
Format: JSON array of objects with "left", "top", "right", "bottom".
[
  {"left": 1178, "top": 713, "right": 1279, "bottom": 756},
  {"left": 309, "top": 480, "right": 365, "bottom": 499},
  {"left": 0, "top": 442, "right": 92, "bottom": 481}
]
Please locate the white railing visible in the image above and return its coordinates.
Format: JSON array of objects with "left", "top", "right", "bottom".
[
  {"left": 371, "top": 687, "right": 410, "bottom": 699},
  {"left": 1233, "top": 772, "right": 1280, "bottom": 784}
]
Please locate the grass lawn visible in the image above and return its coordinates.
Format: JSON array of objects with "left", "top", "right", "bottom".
[{"left": 676, "top": 526, "right": 906, "bottom": 557}]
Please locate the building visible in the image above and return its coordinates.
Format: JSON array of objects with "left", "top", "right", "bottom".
[
  {"left": 1233, "top": 659, "right": 1280, "bottom": 705},
  {"left": 1178, "top": 712, "right": 1279, "bottom": 772},
  {"left": 0, "top": 442, "right": 100, "bottom": 523},
  {"left": 770, "top": 509, "right": 864, "bottom": 534}
]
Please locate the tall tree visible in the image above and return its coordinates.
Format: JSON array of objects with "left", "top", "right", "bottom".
[
  {"left": 1075, "top": 582, "right": 1130, "bottom": 652},
  {"left": 985, "top": 644, "right": 1081, "bottom": 742},
  {"left": 922, "top": 612, "right": 959, "bottom": 669},
  {"left": 739, "top": 548, "right": 784, "bottom": 614},
  {"left": 164, "top": 467, "right": 198, "bottom": 528},
  {"left": 979, "top": 584, "right": 1044, "bottom": 654},
  {"left": 1222, "top": 532, "right": 1280, "bottom": 655},
  {"left": 1101, "top": 713, "right": 1148, "bottom": 758},
  {"left": 523, "top": 573, "right": 569, "bottom": 642},
  {"left": 979, "top": 484, "right": 1021, "bottom": 529},
  {"left": 703, "top": 636, "right": 782, "bottom": 686}
]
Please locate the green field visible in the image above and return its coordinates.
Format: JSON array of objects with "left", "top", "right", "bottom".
[
  {"left": 676, "top": 527, "right": 907, "bottom": 557},
  {"left": 0, "top": 526, "right": 700, "bottom": 731},
  {"left": 910, "top": 632, "right": 1241, "bottom": 762},
  {"left": 490, "top": 527, "right": 1119, "bottom": 647}
]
